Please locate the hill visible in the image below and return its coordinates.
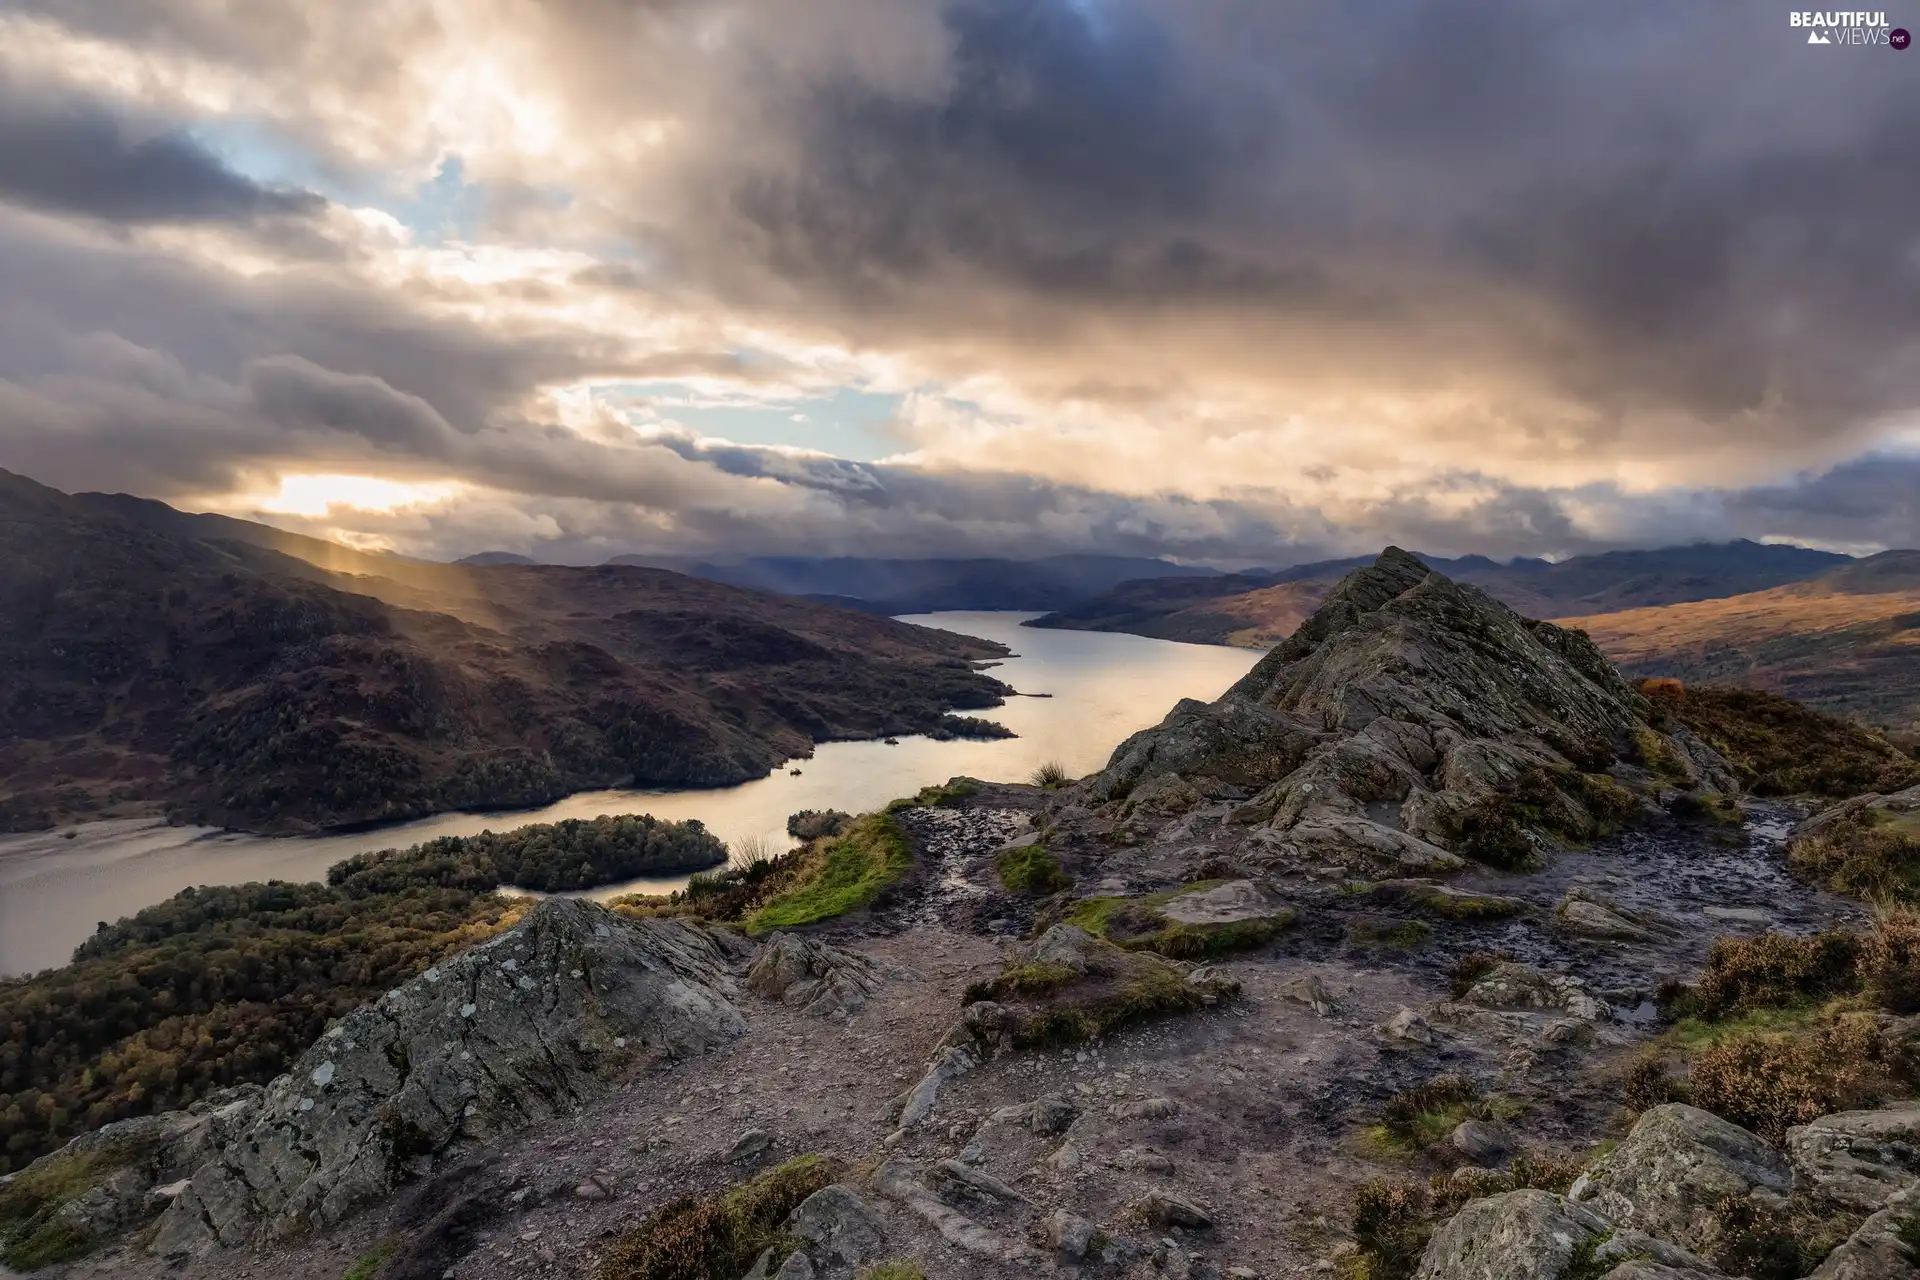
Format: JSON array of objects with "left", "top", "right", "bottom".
[
  {"left": 607, "top": 552, "right": 1216, "bottom": 614},
  {"left": 1561, "top": 550, "right": 1920, "bottom": 732},
  {"left": 0, "top": 471, "right": 1011, "bottom": 834},
  {"left": 1029, "top": 540, "right": 1855, "bottom": 646}
]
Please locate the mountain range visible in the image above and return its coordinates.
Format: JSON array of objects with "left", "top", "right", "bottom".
[{"left": 0, "top": 471, "right": 1011, "bottom": 834}]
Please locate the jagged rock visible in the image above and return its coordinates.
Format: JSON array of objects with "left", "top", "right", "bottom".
[
  {"left": 1028, "top": 923, "right": 1106, "bottom": 976},
  {"left": 1045, "top": 1207, "right": 1098, "bottom": 1258},
  {"left": 929, "top": 1158, "right": 1027, "bottom": 1207},
  {"left": 1786, "top": 1104, "right": 1920, "bottom": 1211},
  {"left": 1114, "top": 1147, "right": 1175, "bottom": 1173},
  {"left": 1278, "top": 973, "right": 1339, "bottom": 1016},
  {"left": 991, "top": 1095, "right": 1079, "bottom": 1135},
  {"left": 727, "top": 1129, "right": 773, "bottom": 1164},
  {"left": 1046, "top": 1141, "right": 1085, "bottom": 1172},
  {"left": 151, "top": 899, "right": 745, "bottom": 1253},
  {"left": 1089, "top": 550, "right": 1734, "bottom": 873},
  {"left": 23, "top": 1088, "right": 262, "bottom": 1249},
  {"left": 1553, "top": 888, "right": 1679, "bottom": 942},
  {"left": 1379, "top": 1006, "right": 1439, "bottom": 1046},
  {"left": 746, "top": 932, "right": 893, "bottom": 1019},
  {"left": 1808, "top": 1188, "right": 1920, "bottom": 1278},
  {"left": 1138, "top": 1190, "right": 1211, "bottom": 1229},
  {"left": 894, "top": 1042, "right": 981, "bottom": 1131},
  {"left": 774, "top": 1251, "right": 816, "bottom": 1280},
  {"left": 1461, "top": 962, "right": 1612, "bottom": 1021},
  {"left": 1449, "top": 1120, "right": 1515, "bottom": 1166},
  {"left": 1568, "top": 1104, "right": 1794, "bottom": 1253},
  {"left": 788, "top": 1184, "right": 887, "bottom": 1269}
]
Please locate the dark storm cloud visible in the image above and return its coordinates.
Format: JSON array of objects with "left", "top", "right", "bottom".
[{"left": 0, "top": 72, "right": 325, "bottom": 224}]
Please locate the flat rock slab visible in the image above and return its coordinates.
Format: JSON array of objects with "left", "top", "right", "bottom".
[{"left": 1158, "top": 879, "right": 1286, "bottom": 925}]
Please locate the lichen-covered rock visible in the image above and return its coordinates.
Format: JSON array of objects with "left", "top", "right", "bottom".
[
  {"left": 1786, "top": 1104, "right": 1920, "bottom": 1212},
  {"left": 1413, "top": 1189, "right": 1731, "bottom": 1280},
  {"left": 1156, "top": 879, "right": 1285, "bottom": 926},
  {"left": 1808, "top": 1189, "right": 1920, "bottom": 1278},
  {"left": 1568, "top": 1104, "right": 1794, "bottom": 1253},
  {"left": 151, "top": 899, "right": 744, "bottom": 1252},
  {"left": 1412, "top": 1189, "right": 1611, "bottom": 1280},
  {"left": 746, "top": 932, "right": 893, "bottom": 1018},
  {"left": 1086, "top": 550, "right": 1733, "bottom": 872},
  {"left": 787, "top": 1184, "right": 887, "bottom": 1270},
  {"left": 1460, "top": 962, "right": 1613, "bottom": 1022}
]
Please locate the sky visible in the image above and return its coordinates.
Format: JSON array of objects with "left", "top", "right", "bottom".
[{"left": 0, "top": 0, "right": 1916, "bottom": 567}]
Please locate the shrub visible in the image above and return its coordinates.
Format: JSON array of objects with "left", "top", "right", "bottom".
[
  {"left": 599, "top": 1155, "right": 835, "bottom": 1280},
  {"left": 1709, "top": 1193, "right": 1865, "bottom": 1280},
  {"left": 1689, "top": 1016, "right": 1897, "bottom": 1143},
  {"left": 1791, "top": 805, "right": 1920, "bottom": 903},
  {"left": 1861, "top": 906, "right": 1920, "bottom": 1013},
  {"left": 1690, "top": 930, "right": 1864, "bottom": 1018},
  {"left": 1348, "top": 1153, "right": 1587, "bottom": 1280},
  {"left": 1368, "top": 1075, "right": 1515, "bottom": 1152},
  {"left": 997, "top": 844, "right": 1071, "bottom": 895},
  {"left": 1646, "top": 682, "right": 1920, "bottom": 799},
  {"left": 1030, "top": 760, "right": 1070, "bottom": 789},
  {"left": 1622, "top": 1051, "right": 1690, "bottom": 1113},
  {"left": 786, "top": 810, "right": 851, "bottom": 841}
]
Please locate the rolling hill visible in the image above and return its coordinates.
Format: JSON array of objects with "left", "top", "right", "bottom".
[{"left": 0, "top": 471, "right": 1012, "bottom": 834}]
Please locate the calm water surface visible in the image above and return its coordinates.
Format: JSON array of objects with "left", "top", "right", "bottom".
[{"left": 0, "top": 613, "right": 1260, "bottom": 975}]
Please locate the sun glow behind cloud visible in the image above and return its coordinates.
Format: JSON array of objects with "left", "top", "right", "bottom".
[{"left": 250, "top": 473, "right": 466, "bottom": 518}]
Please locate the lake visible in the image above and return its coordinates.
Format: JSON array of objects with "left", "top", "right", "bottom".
[{"left": 0, "top": 613, "right": 1261, "bottom": 975}]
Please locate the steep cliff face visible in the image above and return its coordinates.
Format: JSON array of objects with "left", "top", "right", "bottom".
[
  {"left": 150, "top": 899, "right": 748, "bottom": 1252},
  {"left": 1089, "top": 549, "right": 1736, "bottom": 872}
]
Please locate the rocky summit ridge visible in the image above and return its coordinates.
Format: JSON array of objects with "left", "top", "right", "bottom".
[
  {"left": 1088, "top": 547, "right": 1736, "bottom": 873},
  {"left": 7, "top": 550, "right": 1918, "bottom": 1280}
]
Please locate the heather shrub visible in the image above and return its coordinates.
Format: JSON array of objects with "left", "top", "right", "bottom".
[{"left": 1688, "top": 1016, "right": 1896, "bottom": 1143}]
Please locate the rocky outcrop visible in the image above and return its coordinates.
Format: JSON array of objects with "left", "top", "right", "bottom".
[
  {"left": 746, "top": 932, "right": 895, "bottom": 1019},
  {"left": 1412, "top": 1189, "right": 1735, "bottom": 1280},
  {"left": 1456, "top": 961, "right": 1612, "bottom": 1022},
  {"left": 151, "top": 899, "right": 745, "bottom": 1253},
  {"left": 1809, "top": 1188, "right": 1920, "bottom": 1278},
  {"left": 1786, "top": 1104, "right": 1920, "bottom": 1212},
  {"left": 1567, "top": 1104, "right": 1794, "bottom": 1253},
  {"left": 1085, "top": 550, "right": 1731, "bottom": 873},
  {"left": 1792, "top": 783, "right": 1920, "bottom": 846},
  {"left": 1553, "top": 888, "right": 1681, "bottom": 942}
]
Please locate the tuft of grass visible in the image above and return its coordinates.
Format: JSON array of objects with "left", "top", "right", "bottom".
[
  {"left": 963, "top": 961, "right": 1081, "bottom": 1005},
  {"left": 883, "top": 780, "right": 978, "bottom": 813},
  {"left": 997, "top": 844, "right": 1071, "bottom": 895},
  {"left": 1347, "top": 918, "right": 1433, "bottom": 949},
  {"left": 1006, "top": 963, "right": 1226, "bottom": 1050},
  {"left": 1792, "top": 805, "right": 1920, "bottom": 904},
  {"left": 730, "top": 833, "right": 776, "bottom": 868},
  {"left": 0, "top": 1145, "right": 145, "bottom": 1270},
  {"left": 743, "top": 815, "right": 912, "bottom": 934},
  {"left": 861, "top": 1265, "right": 926, "bottom": 1280},
  {"left": 344, "top": 1240, "right": 397, "bottom": 1280},
  {"left": 1030, "top": 760, "right": 1070, "bottom": 789},
  {"left": 599, "top": 1155, "right": 835, "bottom": 1280},
  {"left": 1709, "top": 1192, "right": 1866, "bottom": 1280},
  {"left": 1348, "top": 1152, "right": 1589, "bottom": 1280},
  {"left": 1362, "top": 1075, "right": 1519, "bottom": 1154}
]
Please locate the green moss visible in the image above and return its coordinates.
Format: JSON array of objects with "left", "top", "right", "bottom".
[
  {"left": 744, "top": 815, "right": 912, "bottom": 934},
  {"left": 862, "top": 1264, "right": 927, "bottom": 1280},
  {"left": 1664, "top": 1004, "right": 1830, "bottom": 1054},
  {"left": 1633, "top": 726, "right": 1693, "bottom": 782},
  {"left": 1360, "top": 1075, "right": 1521, "bottom": 1155},
  {"left": 1007, "top": 963, "right": 1225, "bottom": 1049},
  {"left": 883, "top": 780, "right": 978, "bottom": 813},
  {"left": 1358, "top": 882, "right": 1526, "bottom": 921},
  {"left": 0, "top": 1145, "right": 149, "bottom": 1270},
  {"left": 997, "top": 844, "right": 1071, "bottom": 895},
  {"left": 600, "top": 1154, "right": 835, "bottom": 1280},
  {"left": 344, "top": 1240, "right": 397, "bottom": 1280},
  {"left": 963, "top": 961, "right": 1081, "bottom": 1004},
  {"left": 1061, "top": 881, "right": 1288, "bottom": 959},
  {"left": 1347, "top": 919, "right": 1433, "bottom": 949}
]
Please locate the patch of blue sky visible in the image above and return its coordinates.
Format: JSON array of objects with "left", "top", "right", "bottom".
[{"left": 613, "top": 383, "right": 906, "bottom": 462}]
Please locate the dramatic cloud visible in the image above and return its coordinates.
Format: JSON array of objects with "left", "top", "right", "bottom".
[{"left": 0, "top": 0, "right": 1915, "bottom": 563}]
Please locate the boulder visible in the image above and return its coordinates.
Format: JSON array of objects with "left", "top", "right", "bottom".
[
  {"left": 1412, "top": 1190, "right": 1611, "bottom": 1280},
  {"left": 1808, "top": 1189, "right": 1920, "bottom": 1278},
  {"left": 1278, "top": 973, "right": 1339, "bottom": 1016},
  {"left": 1157, "top": 879, "right": 1287, "bottom": 926},
  {"left": 1460, "top": 962, "right": 1612, "bottom": 1022},
  {"left": 1567, "top": 1104, "right": 1794, "bottom": 1253},
  {"left": 1138, "top": 1191, "right": 1211, "bottom": 1229},
  {"left": 990, "top": 1095, "right": 1079, "bottom": 1135},
  {"left": 1044, "top": 1208, "right": 1098, "bottom": 1258},
  {"left": 1786, "top": 1104, "right": 1920, "bottom": 1212},
  {"left": 1449, "top": 1119, "right": 1516, "bottom": 1166},
  {"left": 788, "top": 1184, "right": 887, "bottom": 1270},
  {"left": 1379, "top": 1006, "right": 1439, "bottom": 1046},
  {"left": 1412, "top": 1190, "right": 1731, "bottom": 1280},
  {"left": 746, "top": 933, "right": 894, "bottom": 1019},
  {"left": 151, "top": 899, "right": 744, "bottom": 1252},
  {"left": 1552, "top": 888, "right": 1680, "bottom": 943}
]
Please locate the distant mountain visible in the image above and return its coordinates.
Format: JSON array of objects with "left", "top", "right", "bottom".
[
  {"left": 456, "top": 550, "right": 538, "bottom": 566},
  {"left": 1030, "top": 541, "right": 1854, "bottom": 645},
  {"left": 1562, "top": 550, "right": 1920, "bottom": 732},
  {"left": 604, "top": 553, "right": 1215, "bottom": 614},
  {"left": 0, "top": 470, "right": 1011, "bottom": 834}
]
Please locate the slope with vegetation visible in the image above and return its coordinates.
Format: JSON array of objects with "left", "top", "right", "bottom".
[
  {"left": 0, "top": 813, "right": 723, "bottom": 1175},
  {"left": 0, "top": 469, "right": 1010, "bottom": 833}
]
